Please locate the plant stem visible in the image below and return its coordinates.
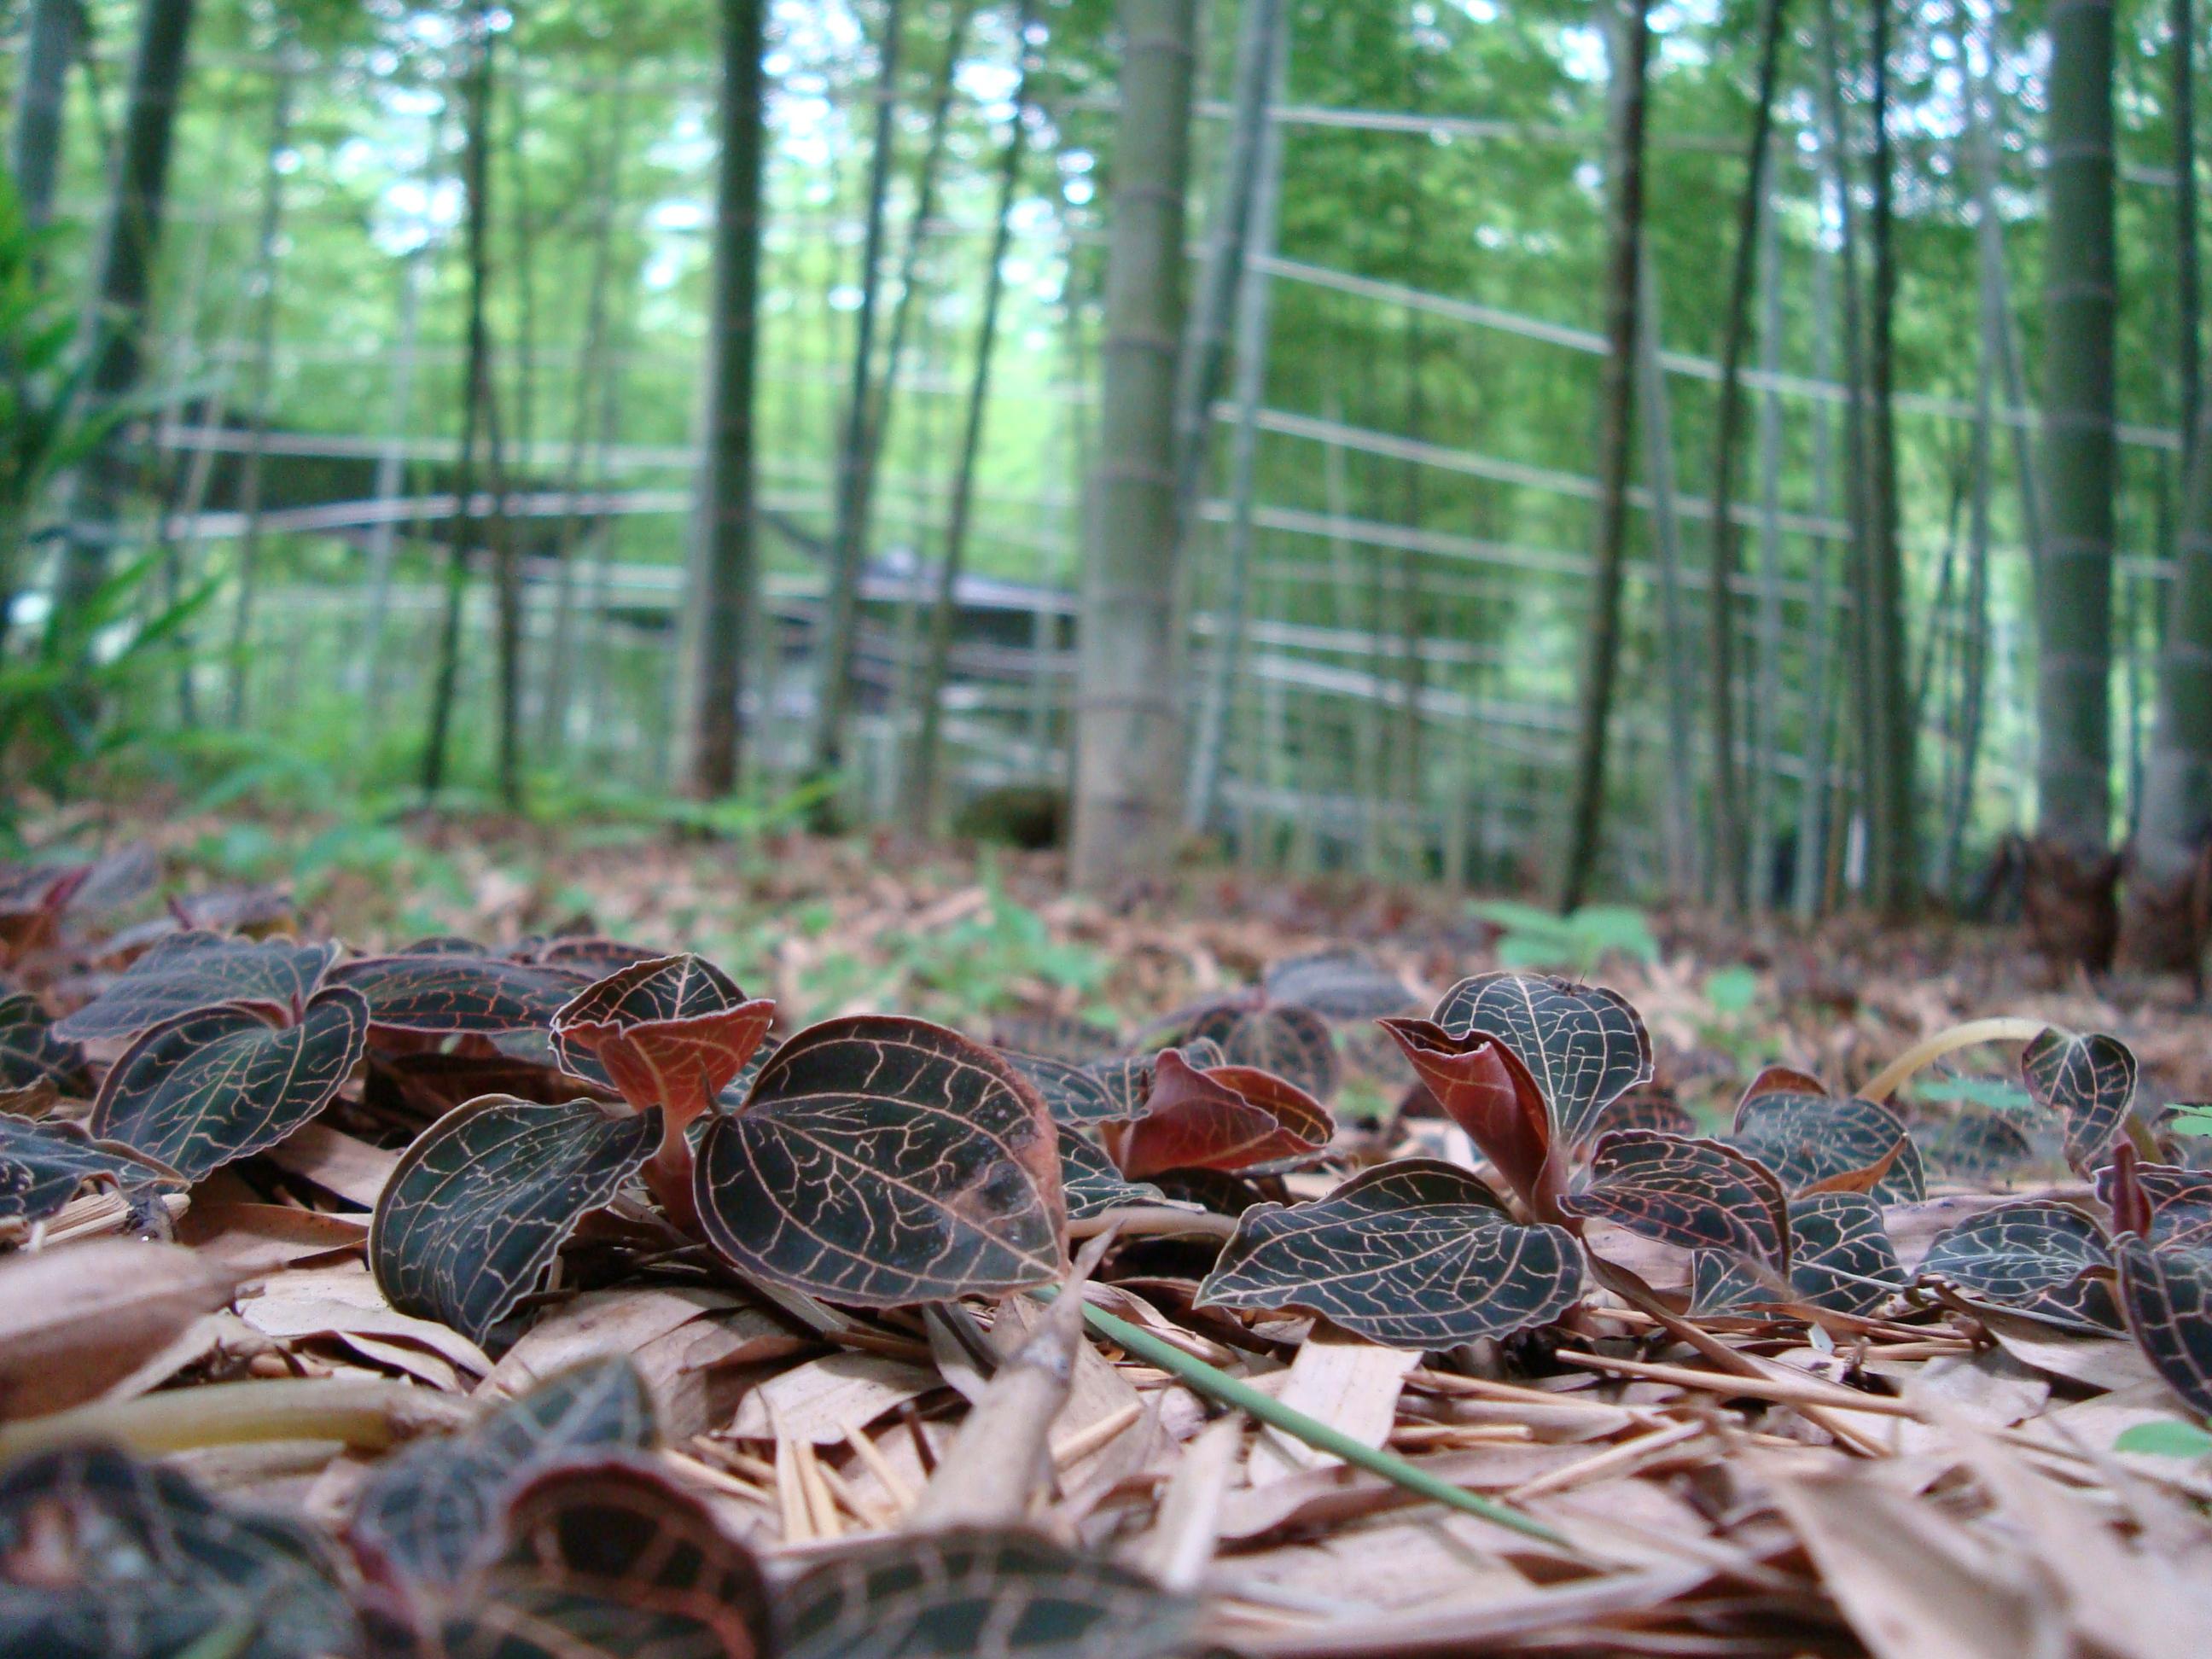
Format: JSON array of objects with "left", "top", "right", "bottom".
[
  {"left": 0, "top": 1378, "right": 471, "bottom": 1460},
  {"left": 1859, "top": 1016, "right": 2046, "bottom": 1103},
  {"left": 1031, "top": 1286, "right": 1572, "bottom": 1550}
]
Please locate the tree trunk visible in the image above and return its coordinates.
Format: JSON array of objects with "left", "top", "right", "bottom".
[
  {"left": 2122, "top": 0, "right": 2212, "bottom": 975},
  {"left": 365, "top": 91, "right": 449, "bottom": 719},
  {"left": 1865, "top": 0, "right": 1918, "bottom": 918},
  {"left": 1069, "top": 0, "right": 1199, "bottom": 888},
  {"left": 421, "top": 12, "right": 498, "bottom": 798},
  {"left": 1702, "top": 0, "right": 1787, "bottom": 912},
  {"left": 1171, "top": 0, "right": 1284, "bottom": 549},
  {"left": 807, "top": 0, "right": 905, "bottom": 795},
  {"left": 1558, "top": 0, "right": 1652, "bottom": 912},
  {"left": 1633, "top": 259, "right": 1698, "bottom": 899},
  {"left": 908, "top": 0, "right": 1038, "bottom": 824},
  {"left": 51, "top": 0, "right": 197, "bottom": 635},
  {"left": 2030, "top": 0, "right": 2121, "bottom": 967},
  {"left": 224, "top": 48, "right": 294, "bottom": 728},
  {"left": 681, "top": 0, "right": 765, "bottom": 798},
  {"left": 9, "top": 0, "right": 82, "bottom": 235},
  {"left": 540, "top": 70, "right": 632, "bottom": 755},
  {"left": 852, "top": 0, "right": 978, "bottom": 625},
  {"left": 1750, "top": 134, "right": 1787, "bottom": 914},
  {"left": 1185, "top": 10, "right": 1287, "bottom": 836},
  {"left": 2178, "top": 0, "right": 2202, "bottom": 481},
  {"left": 1806, "top": 0, "right": 1872, "bottom": 912}
]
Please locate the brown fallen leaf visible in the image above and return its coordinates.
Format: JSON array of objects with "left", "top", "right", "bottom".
[
  {"left": 177, "top": 1200, "right": 370, "bottom": 1276},
  {"left": 1248, "top": 1324, "right": 1417, "bottom": 1486},
  {"left": 1766, "top": 1461, "right": 2058, "bottom": 1659},
  {"left": 0, "top": 1238, "right": 239, "bottom": 1419}
]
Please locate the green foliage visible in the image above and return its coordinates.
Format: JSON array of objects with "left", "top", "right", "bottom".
[
  {"left": 2115, "top": 1418, "right": 2212, "bottom": 1459},
  {"left": 2169, "top": 1108, "right": 2212, "bottom": 1138},
  {"left": 1913, "top": 1074, "right": 2039, "bottom": 1115},
  {"left": 1469, "top": 899, "right": 1660, "bottom": 975},
  {"left": 806, "top": 856, "right": 1109, "bottom": 1023}
]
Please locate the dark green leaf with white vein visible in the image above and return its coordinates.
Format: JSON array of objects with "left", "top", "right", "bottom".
[
  {"left": 1431, "top": 970, "right": 1651, "bottom": 1145},
  {"left": 1691, "top": 1192, "right": 1904, "bottom": 1317},
  {"left": 1727, "top": 1088, "right": 1925, "bottom": 1202},
  {"left": 0, "top": 1113, "right": 182, "bottom": 1230},
  {"left": 1196, "top": 1157, "right": 1584, "bottom": 1348},
  {"left": 0, "top": 991, "right": 85, "bottom": 1091},
  {"left": 88, "top": 988, "right": 368, "bottom": 1179},
  {"left": 694, "top": 1016, "right": 1065, "bottom": 1307},
  {"left": 370, "top": 1095, "right": 660, "bottom": 1343},
  {"left": 55, "top": 933, "right": 339, "bottom": 1040},
  {"left": 348, "top": 1357, "right": 658, "bottom": 1595},
  {"left": 781, "top": 1527, "right": 1199, "bottom": 1659}
]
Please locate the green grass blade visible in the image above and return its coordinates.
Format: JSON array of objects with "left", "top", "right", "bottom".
[{"left": 1033, "top": 1286, "right": 1572, "bottom": 1550}]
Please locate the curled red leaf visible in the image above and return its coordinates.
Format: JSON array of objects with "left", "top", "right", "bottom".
[
  {"left": 1376, "top": 1016, "right": 1561, "bottom": 1213},
  {"left": 1101, "top": 1049, "right": 1332, "bottom": 1180}
]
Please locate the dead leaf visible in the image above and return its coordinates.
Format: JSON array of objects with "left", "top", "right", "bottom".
[{"left": 0, "top": 1239, "right": 238, "bottom": 1418}]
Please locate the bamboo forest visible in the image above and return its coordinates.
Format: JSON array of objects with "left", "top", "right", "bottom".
[{"left": 9, "top": 1, "right": 2212, "bottom": 1655}]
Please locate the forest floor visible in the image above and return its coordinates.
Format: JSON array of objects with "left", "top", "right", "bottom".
[
  {"left": 7, "top": 798, "right": 2212, "bottom": 1656},
  {"left": 61, "top": 792, "right": 2212, "bottom": 1108}
]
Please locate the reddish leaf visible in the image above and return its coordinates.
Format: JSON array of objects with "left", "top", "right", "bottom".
[
  {"left": 552, "top": 955, "right": 775, "bottom": 1130},
  {"left": 2098, "top": 1157, "right": 2212, "bottom": 1254},
  {"left": 1101, "top": 1050, "right": 1331, "bottom": 1180},
  {"left": 1431, "top": 971, "right": 1651, "bottom": 1146},
  {"left": 1376, "top": 1016, "right": 1560, "bottom": 1212}
]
